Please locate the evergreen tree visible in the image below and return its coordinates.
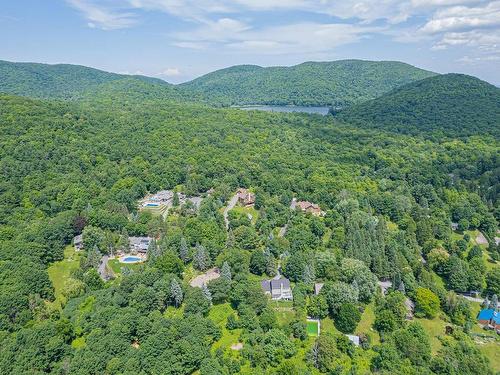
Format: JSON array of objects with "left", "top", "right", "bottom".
[
  {"left": 302, "top": 264, "right": 315, "bottom": 284},
  {"left": 173, "top": 192, "right": 180, "bottom": 207},
  {"left": 482, "top": 297, "right": 490, "bottom": 309},
  {"left": 147, "top": 238, "right": 159, "bottom": 263},
  {"left": 170, "top": 279, "right": 183, "bottom": 307},
  {"left": 398, "top": 281, "right": 406, "bottom": 295},
  {"left": 226, "top": 229, "right": 235, "bottom": 248},
  {"left": 202, "top": 284, "right": 212, "bottom": 305},
  {"left": 491, "top": 294, "right": 498, "bottom": 311},
  {"left": 221, "top": 261, "right": 232, "bottom": 281},
  {"left": 193, "top": 244, "right": 210, "bottom": 271},
  {"left": 179, "top": 237, "right": 189, "bottom": 263}
]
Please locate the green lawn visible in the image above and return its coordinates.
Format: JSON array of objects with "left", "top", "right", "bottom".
[
  {"left": 47, "top": 245, "right": 81, "bottom": 308},
  {"left": 414, "top": 316, "right": 448, "bottom": 355},
  {"left": 208, "top": 303, "right": 243, "bottom": 354},
  {"left": 108, "top": 258, "right": 144, "bottom": 275},
  {"left": 231, "top": 206, "right": 259, "bottom": 224},
  {"left": 356, "top": 302, "right": 380, "bottom": 345},
  {"left": 270, "top": 300, "right": 295, "bottom": 327},
  {"left": 307, "top": 320, "right": 319, "bottom": 336},
  {"left": 478, "top": 341, "right": 500, "bottom": 371}
]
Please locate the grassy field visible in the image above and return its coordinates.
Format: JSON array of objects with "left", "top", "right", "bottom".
[
  {"left": 231, "top": 206, "right": 259, "bottom": 224},
  {"left": 414, "top": 315, "right": 448, "bottom": 355},
  {"left": 47, "top": 245, "right": 81, "bottom": 308},
  {"left": 356, "top": 302, "right": 380, "bottom": 345},
  {"left": 208, "top": 303, "right": 243, "bottom": 354},
  {"left": 269, "top": 300, "right": 295, "bottom": 327}
]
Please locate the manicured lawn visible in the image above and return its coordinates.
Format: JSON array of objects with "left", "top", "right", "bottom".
[
  {"left": 307, "top": 320, "right": 319, "bottom": 336},
  {"left": 47, "top": 245, "right": 81, "bottom": 308},
  {"left": 231, "top": 206, "right": 259, "bottom": 224},
  {"left": 108, "top": 258, "right": 143, "bottom": 275},
  {"left": 356, "top": 302, "right": 380, "bottom": 345},
  {"left": 270, "top": 300, "right": 295, "bottom": 327},
  {"left": 208, "top": 303, "right": 243, "bottom": 354}
]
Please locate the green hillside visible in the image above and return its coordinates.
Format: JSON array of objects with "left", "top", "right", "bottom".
[
  {"left": 180, "top": 60, "right": 437, "bottom": 106},
  {"left": 0, "top": 60, "right": 175, "bottom": 100},
  {"left": 335, "top": 73, "right": 500, "bottom": 137}
]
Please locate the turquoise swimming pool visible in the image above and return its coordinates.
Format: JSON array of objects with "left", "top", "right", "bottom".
[{"left": 121, "top": 256, "right": 142, "bottom": 263}]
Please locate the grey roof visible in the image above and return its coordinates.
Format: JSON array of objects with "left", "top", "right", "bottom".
[
  {"left": 74, "top": 234, "right": 83, "bottom": 244},
  {"left": 129, "top": 236, "right": 152, "bottom": 251},
  {"left": 261, "top": 280, "right": 271, "bottom": 293},
  {"left": 271, "top": 278, "right": 291, "bottom": 290}
]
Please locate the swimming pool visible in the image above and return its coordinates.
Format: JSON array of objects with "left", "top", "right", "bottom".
[
  {"left": 145, "top": 203, "right": 159, "bottom": 207},
  {"left": 121, "top": 256, "right": 142, "bottom": 263}
]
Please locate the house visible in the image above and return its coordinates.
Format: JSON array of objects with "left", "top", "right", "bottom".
[
  {"left": 477, "top": 309, "right": 500, "bottom": 332},
  {"left": 237, "top": 188, "right": 255, "bottom": 207},
  {"left": 141, "top": 190, "right": 174, "bottom": 207},
  {"left": 129, "top": 236, "right": 152, "bottom": 253},
  {"left": 451, "top": 222, "right": 459, "bottom": 231},
  {"left": 73, "top": 234, "right": 83, "bottom": 251},
  {"left": 346, "top": 334, "right": 360, "bottom": 347},
  {"left": 296, "top": 201, "right": 324, "bottom": 216},
  {"left": 314, "top": 283, "right": 324, "bottom": 295},
  {"left": 261, "top": 278, "right": 293, "bottom": 300}
]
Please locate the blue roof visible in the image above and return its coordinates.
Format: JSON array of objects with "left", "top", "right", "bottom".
[{"left": 477, "top": 309, "right": 498, "bottom": 322}]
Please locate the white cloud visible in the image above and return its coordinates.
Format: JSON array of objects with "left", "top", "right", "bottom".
[
  {"left": 65, "top": 0, "right": 500, "bottom": 57},
  {"left": 173, "top": 21, "right": 378, "bottom": 55},
  {"left": 66, "top": 0, "right": 137, "bottom": 30},
  {"left": 158, "top": 67, "right": 182, "bottom": 76},
  {"left": 420, "top": 1, "right": 500, "bottom": 34}
]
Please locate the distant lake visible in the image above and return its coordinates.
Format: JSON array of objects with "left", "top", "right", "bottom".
[{"left": 234, "top": 105, "right": 330, "bottom": 115}]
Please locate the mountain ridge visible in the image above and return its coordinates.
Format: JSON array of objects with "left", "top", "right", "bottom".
[{"left": 334, "top": 73, "right": 500, "bottom": 138}]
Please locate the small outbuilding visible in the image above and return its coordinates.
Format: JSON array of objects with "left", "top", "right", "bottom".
[{"left": 73, "top": 234, "right": 83, "bottom": 251}]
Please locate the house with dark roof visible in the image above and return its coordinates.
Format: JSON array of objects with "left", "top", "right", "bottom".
[
  {"left": 129, "top": 236, "right": 152, "bottom": 253},
  {"left": 261, "top": 278, "right": 293, "bottom": 300},
  {"left": 477, "top": 309, "right": 500, "bottom": 333}
]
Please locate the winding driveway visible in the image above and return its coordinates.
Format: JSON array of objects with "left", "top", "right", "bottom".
[{"left": 223, "top": 193, "right": 239, "bottom": 229}]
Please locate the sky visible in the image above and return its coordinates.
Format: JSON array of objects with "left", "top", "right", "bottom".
[{"left": 0, "top": 0, "right": 499, "bottom": 84}]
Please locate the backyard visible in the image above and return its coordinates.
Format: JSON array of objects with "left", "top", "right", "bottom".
[{"left": 47, "top": 245, "right": 82, "bottom": 308}]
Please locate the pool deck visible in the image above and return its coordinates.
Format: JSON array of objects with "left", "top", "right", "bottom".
[{"left": 117, "top": 254, "right": 146, "bottom": 264}]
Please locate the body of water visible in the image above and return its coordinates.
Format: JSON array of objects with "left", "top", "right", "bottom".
[{"left": 235, "top": 105, "right": 330, "bottom": 115}]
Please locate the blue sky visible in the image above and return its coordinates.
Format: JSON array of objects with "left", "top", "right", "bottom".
[{"left": 1, "top": 0, "right": 499, "bottom": 84}]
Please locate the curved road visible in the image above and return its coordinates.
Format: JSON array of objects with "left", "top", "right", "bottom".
[{"left": 223, "top": 193, "right": 238, "bottom": 229}]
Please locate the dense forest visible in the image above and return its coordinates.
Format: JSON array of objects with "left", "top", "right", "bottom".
[
  {"left": 0, "top": 59, "right": 436, "bottom": 107},
  {"left": 0, "top": 59, "right": 499, "bottom": 374},
  {"left": 335, "top": 74, "right": 500, "bottom": 138},
  {"left": 180, "top": 60, "right": 436, "bottom": 107}
]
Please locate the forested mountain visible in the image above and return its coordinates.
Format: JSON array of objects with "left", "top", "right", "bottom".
[
  {"left": 0, "top": 60, "right": 178, "bottom": 100},
  {"left": 335, "top": 74, "right": 500, "bottom": 138},
  {"left": 180, "top": 60, "right": 437, "bottom": 106},
  {"left": 1, "top": 59, "right": 436, "bottom": 107}
]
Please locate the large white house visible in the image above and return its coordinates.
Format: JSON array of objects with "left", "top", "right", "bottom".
[{"left": 261, "top": 278, "right": 293, "bottom": 300}]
